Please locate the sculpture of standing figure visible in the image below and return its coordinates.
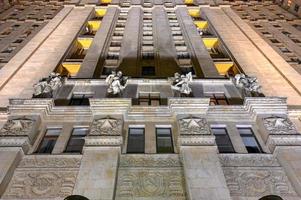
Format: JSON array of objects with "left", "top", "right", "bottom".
[
  {"left": 105, "top": 71, "right": 128, "bottom": 95},
  {"left": 233, "top": 73, "right": 262, "bottom": 96},
  {"left": 171, "top": 72, "right": 193, "bottom": 95},
  {"left": 33, "top": 73, "right": 64, "bottom": 98}
]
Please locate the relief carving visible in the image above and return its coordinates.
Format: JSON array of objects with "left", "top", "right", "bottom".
[
  {"left": 3, "top": 171, "right": 77, "bottom": 199},
  {"left": 116, "top": 170, "right": 186, "bottom": 200},
  {"left": 89, "top": 117, "right": 122, "bottom": 136},
  {"left": 219, "top": 154, "right": 280, "bottom": 167},
  {"left": 19, "top": 156, "right": 81, "bottom": 168},
  {"left": 120, "top": 155, "right": 182, "bottom": 167},
  {"left": 223, "top": 168, "right": 297, "bottom": 197},
  {"left": 263, "top": 116, "right": 298, "bottom": 135},
  {"left": 178, "top": 117, "right": 210, "bottom": 135},
  {"left": 0, "top": 118, "right": 34, "bottom": 136}
]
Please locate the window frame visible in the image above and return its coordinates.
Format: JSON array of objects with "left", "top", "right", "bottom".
[
  {"left": 237, "top": 126, "right": 263, "bottom": 153},
  {"left": 155, "top": 127, "right": 174, "bottom": 154},
  {"left": 64, "top": 127, "right": 89, "bottom": 154},
  {"left": 127, "top": 127, "right": 145, "bottom": 153},
  {"left": 211, "top": 126, "right": 235, "bottom": 153},
  {"left": 36, "top": 128, "right": 62, "bottom": 154}
]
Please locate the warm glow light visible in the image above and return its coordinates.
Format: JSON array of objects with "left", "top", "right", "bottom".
[
  {"left": 95, "top": 8, "right": 107, "bottom": 17},
  {"left": 87, "top": 21, "right": 101, "bottom": 31},
  {"left": 203, "top": 38, "right": 218, "bottom": 49},
  {"left": 194, "top": 21, "right": 208, "bottom": 29},
  {"left": 77, "top": 38, "right": 93, "bottom": 49},
  {"left": 100, "top": 0, "right": 112, "bottom": 4},
  {"left": 188, "top": 9, "right": 200, "bottom": 17},
  {"left": 62, "top": 62, "right": 81, "bottom": 76},
  {"left": 185, "top": 0, "right": 194, "bottom": 5},
  {"left": 214, "top": 62, "right": 234, "bottom": 75}
]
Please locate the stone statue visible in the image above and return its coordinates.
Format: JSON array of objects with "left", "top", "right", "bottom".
[
  {"left": 33, "top": 73, "right": 63, "bottom": 98},
  {"left": 105, "top": 71, "right": 128, "bottom": 95},
  {"left": 171, "top": 72, "right": 193, "bottom": 95},
  {"left": 233, "top": 73, "right": 261, "bottom": 96}
]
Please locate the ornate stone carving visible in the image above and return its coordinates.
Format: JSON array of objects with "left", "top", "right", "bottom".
[
  {"left": 178, "top": 135, "right": 215, "bottom": 146},
  {"left": 178, "top": 117, "right": 210, "bottom": 135},
  {"left": 219, "top": 154, "right": 280, "bottom": 167},
  {"left": 223, "top": 167, "right": 297, "bottom": 197},
  {"left": 0, "top": 118, "right": 34, "bottom": 136},
  {"left": 116, "top": 169, "right": 186, "bottom": 200},
  {"left": 3, "top": 171, "right": 77, "bottom": 199},
  {"left": 19, "top": 156, "right": 81, "bottom": 168},
  {"left": 263, "top": 116, "right": 298, "bottom": 135},
  {"left": 120, "top": 155, "right": 182, "bottom": 167},
  {"left": 85, "top": 136, "right": 123, "bottom": 146},
  {"left": 89, "top": 117, "right": 122, "bottom": 136}
]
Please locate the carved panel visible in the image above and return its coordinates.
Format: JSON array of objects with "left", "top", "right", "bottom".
[
  {"left": 223, "top": 167, "right": 297, "bottom": 197},
  {"left": 0, "top": 118, "right": 34, "bottom": 136},
  {"left": 263, "top": 116, "right": 298, "bottom": 135},
  {"left": 89, "top": 117, "right": 122, "bottom": 136},
  {"left": 178, "top": 117, "right": 210, "bottom": 135},
  {"left": 2, "top": 171, "right": 77, "bottom": 199},
  {"left": 19, "top": 156, "right": 81, "bottom": 168},
  {"left": 120, "top": 155, "right": 182, "bottom": 167},
  {"left": 219, "top": 154, "right": 280, "bottom": 167},
  {"left": 116, "top": 169, "right": 186, "bottom": 200}
]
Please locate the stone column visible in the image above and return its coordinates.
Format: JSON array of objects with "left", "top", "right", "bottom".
[
  {"left": 177, "top": 117, "right": 231, "bottom": 200},
  {"left": 0, "top": 116, "right": 40, "bottom": 197},
  {"left": 73, "top": 117, "right": 123, "bottom": 200}
]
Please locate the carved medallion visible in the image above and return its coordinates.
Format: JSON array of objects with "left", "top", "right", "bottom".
[
  {"left": 263, "top": 116, "right": 298, "bottom": 135},
  {"left": 0, "top": 118, "right": 34, "bottom": 136},
  {"left": 89, "top": 117, "right": 122, "bottom": 136},
  {"left": 178, "top": 117, "right": 210, "bottom": 135}
]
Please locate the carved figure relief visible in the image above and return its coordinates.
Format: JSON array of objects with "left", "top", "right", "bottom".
[
  {"left": 0, "top": 118, "right": 34, "bottom": 136},
  {"left": 223, "top": 168, "right": 297, "bottom": 197},
  {"left": 263, "top": 116, "right": 298, "bottom": 135},
  {"left": 89, "top": 117, "right": 122, "bottom": 136},
  {"left": 2, "top": 171, "right": 77, "bottom": 199},
  {"left": 116, "top": 170, "right": 186, "bottom": 200},
  {"left": 178, "top": 117, "right": 210, "bottom": 135},
  {"left": 171, "top": 72, "right": 193, "bottom": 96}
]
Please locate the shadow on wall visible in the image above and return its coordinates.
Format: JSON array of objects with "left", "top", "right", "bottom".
[
  {"left": 64, "top": 195, "right": 89, "bottom": 200},
  {"left": 259, "top": 195, "right": 284, "bottom": 200}
]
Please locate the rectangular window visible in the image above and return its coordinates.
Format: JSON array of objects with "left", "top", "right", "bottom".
[
  {"left": 238, "top": 127, "right": 262, "bottom": 153},
  {"left": 211, "top": 127, "right": 235, "bottom": 153},
  {"left": 65, "top": 128, "right": 88, "bottom": 153},
  {"left": 36, "top": 128, "right": 61, "bottom": 154},
  {"left": 69, "top": 94, "right": 92, "bottom": 106},
  {"left": 294, "top": 4, "right": 299, "bottom": 12},
  {"left": 156, "top": 128, "right": 173, "bottom": 153},
  {"left": 209, "top": 94, "right": 229, "bottom": 105},
  {"left": 127, "top": 128, "right": 145, "bottom": 153}
]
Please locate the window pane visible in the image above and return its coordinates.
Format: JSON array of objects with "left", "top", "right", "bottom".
[
  {"left": 65, "top": 128, "right": 88, "bottom": 153},
  {"left": 211, "top": 128, "right": 235, "bottom": 153},
  {"left": 72, "top": 128, "right": 89, "bottom": 136},
  {"left": 238, "top": 128, "right": 262, "bottom": 153},
  {"left": 37, "top": 137, "right": 57, "bottom": 153},
  {"left": 127, "top": 128, "right": 145, "bottom": 153},
  {"left": 156, "top": 128, "right": 173, "bottom": 153},
  {"left": 45, "top": 128, "right": 61, "bottom": 136}
]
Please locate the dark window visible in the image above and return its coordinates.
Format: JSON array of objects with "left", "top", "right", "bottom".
[
  {"left": 138, "top": 93, "right": 161, "bottom": 106},
  {"left": 142, "top": 66, "right": 155, "bottom": 76},
  {"left": 238, "top": 127, "right": 262, "bottom": 153},
  {"left": 36, "top": 128, "right": 61, "bottom": 154},
  {"left": 209, "top": 94, "right": 229, "bottom": 105},
  {"left": 279, "top": 47, "right": 291, "bottom": 53},
  {"left": 211, "top": 127, "right": 235, "bottom": 153},
  {"left": 156, "top": 128, "right": 173, "bottom": 153},
  {"left": 294, "top": 4, "right": 300, "bottom": 12},
  {"left": 65, "top": 128, "right": 88, "bottom": 153},
  {"left": 69, "top": 94, "right": 92, "bottom": 106},
  {"left": 127, "top": 128, "right": 145, "bottom": 153},
  {"left": 270, "top": 39, "right": 280, "bottom": 43}
]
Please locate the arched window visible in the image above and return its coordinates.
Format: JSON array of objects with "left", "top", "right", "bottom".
[
  {"left": 64, "top": 195, "right": 89, "bottom": 200},
  {"left": 259, "top": 195, "right": 283, "bottom": 200}
]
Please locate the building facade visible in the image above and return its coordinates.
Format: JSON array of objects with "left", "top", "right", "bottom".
[{"left": 0, "top": 0, "right": 301, "bottom": 200}]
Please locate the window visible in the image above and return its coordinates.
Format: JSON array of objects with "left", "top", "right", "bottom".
[
  {"left": 209, "top": 94, "right": 229, "bottom": 105},
  {"left": 156, "top": 128, "right": 173, "bottom": 153},
  {"left": 211, "top": 127, "right": 235, "bottom": 153},
  {"left": 36, "top": 128, "right": 61, "bottom": 154},
  {"left": 142, "top": 66, "right": 155, "bottom": 76},
  {"left": 270, "top": 39, "right": 280, "bottom": 43},
  {"left": 138, "top": 92, "right": 161, "bottom": 106},
  {"left": 65, "top": 128, "right": 88, "bottom": 153},
  {"left": 238, "top": 127, "right": 262, "bottom": 153},
  {"left": 127, "top": 128, "right": 145, "bottom": 153},
  {"left": 69, "top": 94, "right": 92, "bottom": 106},
  {"left": 294, "top": 4, "right": 300, "bottom": 12}
]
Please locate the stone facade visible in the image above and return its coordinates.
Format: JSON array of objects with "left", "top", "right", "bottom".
[{"left": 0, "top": 0, "right": 301, "bottom": 200}]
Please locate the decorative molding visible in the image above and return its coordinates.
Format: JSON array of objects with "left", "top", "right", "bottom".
[
  {"left": 178, "top": 135, "right": 215, "bottom": 146},
  {"left": 19, "top": 156, "right": 81, "bottom": 168},
  {"left": 263, "top": 116, "right": 298, "bottom": 135},
  {"left": 266, "top": 135, "right": 301, "bottom": 150},
  {"left": 116, "top": 169, "right": 186, "bottom": 200},
  {"left": 89, "top": 117, "right": 122, "bottom": 136},
  {"left": 223, "top": 167, "right": 297, "bottom": 197},
  {"left": 178, "top": 117, "right": 211, "bottom": 135},
  {"left": 0, "top": 137, "right": 29, "bottom": 147},
  {"left": 119, "top": 155, "right": 182, "bottom": 168},
  {"left": 2, "top": 171, "right": 77, "bottom": 199},
  {"left": 219, "top": 154, "right": 280, "bottom": 167},
  {"left": 0, "top": 118, "right": 34, "bottom": 136},
  {"left": 85, "top": 136, "right": 122, "bottom": 146}
]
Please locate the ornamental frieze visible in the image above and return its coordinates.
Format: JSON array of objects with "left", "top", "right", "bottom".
[
  {"left": 263, "top": 116, "right": 298, "bottom": 135},
  {"left": 219, "top": 154, "right": 280, "bottom": 167},
  {"left": 223, "top": 167, "right": 297, "bottom": 197},
  {"left": 89, "top": 117, "right": 122, "bottom": 136},
  {"left": 178, "top": 117, "right": 210, "bottom": 135},
  {"left": 19, "top": 156, "right": 81, "bottom": 168},
  {"left": 119, "top": 155, "right": 182, "bottom": 168},
  {"left": 2, "top": 171, "right": 77, "bottom": 199},
  {"left": 0, "top": 118, "right": 34, "bottom": 136}
]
